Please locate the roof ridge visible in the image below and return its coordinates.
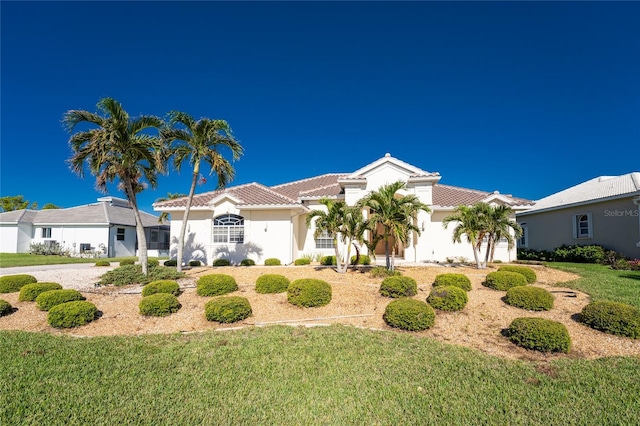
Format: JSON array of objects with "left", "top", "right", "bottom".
[
  {"left": 435, "top": 183, "right": 490, "bottom": 195},
  {"left": 247, "top": 182, "right": 299, "bottom": 204},
  {"left": 271, "top": 173, "right": 346, "bottom": 189},
  {"left": 299, "top": 182, "right": 341, "bottom": 195}
]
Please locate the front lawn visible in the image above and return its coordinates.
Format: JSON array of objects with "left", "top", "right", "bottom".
[{"left": 0, "top": 253, "right": 167, "bottom": 268}]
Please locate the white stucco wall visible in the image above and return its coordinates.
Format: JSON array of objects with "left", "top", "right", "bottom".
[{"left": 0, "top": 225, "right": 19, "bottom": 253}]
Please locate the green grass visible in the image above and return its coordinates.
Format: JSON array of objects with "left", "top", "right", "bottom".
[
  {"left": 0, "top": 253, "right": 167, "bottom": 268},
  {"left": 1, "top": 326, "right": 639, "bottom": 425},
  {"left": 546, "top": 262, "right": 640, "bottom": 309}
]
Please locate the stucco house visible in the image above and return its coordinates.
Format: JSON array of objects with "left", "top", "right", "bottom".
[
  {"left": 0, "top": 196, "right": 170, "bottom": 258},
  {"left": 154, "top": 154, "right": 532, "bottom": 266},
  {"left": 516, "top": 173, "right": 640, "bottom": 258}
]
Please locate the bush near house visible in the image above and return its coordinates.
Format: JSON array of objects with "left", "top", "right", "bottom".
[
  {"left": 427, "top": 286, "right": 468, "bottom": 311},
  {"left": 287, "top": 279, "right": 332, "bottom": 308},
  {"left": 504, "top": 286, "right": 554, "bottom": 311},
  {"left": 256, "top": 274, "right": 290, "bottom": 294},
  {"left": 164, "top": 259, "right": 178, "bottom": 267},
  {"left": 189, "top": 260, "right": 202, "bottom": 267},
  {"left": 383, "top": 299, "right": 435, "bottom": 331},
  {"left": 19, "top": 283, "right": 63, "bottom": 302},
  {"left": 48, "top": 301, "right": 98, "bottom": 328},
  {"left": 147, "top": 259, "right": 160, "bottom": 268},
  {"left": 139, "top": 293, "right": 181, "bottom": 317},
  {"left": 36, "top": 289, "right": 85, "bottom": 311},
  {"left": 483, "top": 271, "right": 528, "bottom": 291},
  {"left": 205, "top": 296, "right": 252, "bottom": 323},
  {"left": 517, "top": 245, "right": 607, "bottom": 264},
  {"left": 370, "top": 267, "right": 401, "bottom": 278},
  {"left": 0, "top": 299, "right": 12, "bottom": 316},
  {"left": 240, "top": 259, "right": 256, "bottom": 266},
  {"left": 142, "top": 280, "right": 180, "bottom": 297},
  {"left": 579, "top": 301, "right": 640, "bottom": 339},
  {"left": 498, "top": 266, "right": 537, "bottom": 284},
  {"left": 294, "top": 258, "right": 311, "bottom": 265},
  {"left": 95, "top": 260, "right": 111, "bottom": 267},
  {"left": 213, "top": 259, "right": 231, "bottom": 267},
  {"left": 433, "top": 273, "right": 472, "bottom": 291},
  {"left": 320, "top": 256, "right": 336, "bottom": 266},
  {"left": 197, "top": 274, "right": 238, "bottom": 297},
  {"left": 506, "top": 317, "right": 571, "bottom": 353},
  {"left": 350, "top": 255, "right": 371, "bottom": 265},
  {"left": 120, "top": 258, "right": 136, "bottom": 266},
  {"left": 97, "top": 265, "right": 184, "bottom": 287},
  {"left": 379, "top": 276, "right": 417, "bottom": 298},
  {"left": 0, "top": 274, "right": 37, "bottom": 293},
  {"left": 264, "top": 258, "right": 281, "bottom": 266}
]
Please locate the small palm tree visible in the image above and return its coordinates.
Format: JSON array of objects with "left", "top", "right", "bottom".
[
  {"left": 64, "top": 97, "right": 166, "bottom": 275},
  {"left": 162, "top": 111, "right": 243, "bottom": 271},
  {"left": 338, "top": 205, "right": 367, "bottom": 271},
  {"left": 442, "top": 203, "right": 488, "bottom": 269},
  {"left": 485, "top": 204, "right": 522, "bottom": 263},
  {"left": 306, "top": 198, "right": 349, "bottom": 273}
]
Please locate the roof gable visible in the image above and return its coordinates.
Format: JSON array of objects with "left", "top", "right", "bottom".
[{"left": 344, "top": 153, "right": 440, "bottom": 181}]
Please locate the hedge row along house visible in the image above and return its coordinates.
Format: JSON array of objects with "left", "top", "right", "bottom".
[{"left": 153, "top": 154, "right": 532, "bottom": 266}]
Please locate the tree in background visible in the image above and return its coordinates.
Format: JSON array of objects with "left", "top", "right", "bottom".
[
  {"left": 0, "top": 195, "right": 37, "bottom": 211},
  {"left": 161, "top": 111, "right": 242, "bottom": 272},
  {"left": 41, "top": 203, "right": 61, "bottom": 210},
  {"left": 64, "top": 97, "right": 167, "bottom": 275}
]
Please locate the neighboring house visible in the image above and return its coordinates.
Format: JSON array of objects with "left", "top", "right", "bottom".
[
  {"left": 516, "top": 173, "right": 640, "bottom": 258},
  {"left": 0, "top": 196, "right": 170, "bottom": 258},
  {"left": 154, "top": 154, "right": 532, "bottom": 265}
]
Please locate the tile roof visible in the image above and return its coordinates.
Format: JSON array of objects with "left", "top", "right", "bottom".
[
  {"left": 155, "top": 182, "right": 300, "bottom": 208},
  {"left": 432, "top": 184, "right": 532, "bottom": 207},
  {"left": 271, "top": 174, "right": 347, "bottom": 199}
]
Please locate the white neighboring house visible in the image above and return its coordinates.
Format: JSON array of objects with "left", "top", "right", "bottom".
[
  {"left": 154, "top": 154, "right": 532, "bottom": 266},
  {"left": 0, "top": 196, "right": 170, "bottom": 258}
]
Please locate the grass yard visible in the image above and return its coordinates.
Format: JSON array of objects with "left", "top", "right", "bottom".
[
  {"left": 1, "top": 326, "right": 639, "bottom": 425},
  {"left": 546, "top": 262, "right": 640, "bottom": 309},
  {"left": 0, "top": 253, "right": 166, "bottom": 268}
]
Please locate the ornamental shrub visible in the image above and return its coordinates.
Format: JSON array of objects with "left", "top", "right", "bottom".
[
  {"left": 287, "top": 279, "right": 332, "bottom": 307},
  {"left": 189, "top": 260, "right": 202, "bottom": 267},
  {"left": 147, "top": 259, "right": 160, "bottom": 268},
  {"left": 0, "top": 299, "right": 12, "bottom": 316},
  {"left": 264, "top": 258, "right": 281, "bottom": 266},
  {"left": 370, "top": 266, "right": 401, "bottom": 278},
  {"left": 213, "top": 258, "right": 231, "bottom": 267},
  {"left": 48, "top": 301, "right": 98, "bottom": 328},
  {"left": 256, "top": 274, "right": 290, "bottom": 294},
  {"left": 483, "top": 271, "right": 528, "bottom": 291},
  {"left": 240, "top": 259, "right": 256, "bottom": 266},
  {"left": 427, "top": 285, "right": 468, "bottom": 311},
  {"left": 294, "top": 258, "right": 311, "bottom": 265},
  {"left": 498, "top": 265, "right": 537, "bottom": 284},
  {"left": 139, "top": 293, "right": 181, "bottom": 317},
  {"left": 433, "top": 273, "right": 472, "bottom": 291},
  {"left": 197, "top": 274, "right": 238, "bottom": 296},
  {"left": 95, "top": 260, "right": 111, "bottom": 267},
  {"left": 205, "top": 296, "right": 252, "bottom": 323},
  {"left": 506, "top": 317, "right": 571, "bottom": 353},
  {"left": 579, "top": 301, "right": 640, "bottom": 339},
  {"left": 164, "top": 259, "right": 178, "bottom": 267},
  {"left": 320, "top": 256, "right": 336, "bottom": 266},
  {"left": 350, "top": 255, "right": 371, "bottom": 265},
  {"left": 379, "top": 276, "right": 417, "bottom": 298},
  {"left": 142, "top": 280, "right": 180, "bottom": 297},
  {"left": 19, "top": 283, "right": 62, "bottom": 302},
  {"left": 505, "top": 286, "right": 554, "bottom": 311},
  {"left": 97, "top": 265, "right": 184, "bottom": 287},
  {"left": 36, "top": 289, "right": 85, "bottom": 311},
  {"left": 0, "top": 274, "right": 37, "bottom": 293},
  {"left": 383, "top": 299, "right": 435, "bottom": 331},
  {"left": 120, "top": 258, "right": 135, "bottom": 266}
]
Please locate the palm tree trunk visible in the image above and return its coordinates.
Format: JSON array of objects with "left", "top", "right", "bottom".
[
  {"left": 124, "top": 180, "right": 149, "bottom": 276},
  {"left": 384, "top": 236, "right": 391, "bottom": 270},
  {"left": 333, "top": 236, "right": 343, "bottom": 273},
  {"left": 489, "top": 237, "right": 497, "bottom": 263},
  {"left": 177, "top": 161, "right": 200, "bottom": 272},
  {"left": 483, "top": 234, "right": 492, "bottom": 267},
  {"left": 471, "top": 238, "right": 482, "bottom": 269}
]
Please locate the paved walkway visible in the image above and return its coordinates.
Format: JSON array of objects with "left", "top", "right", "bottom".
[{"left": 0, "top": 263, "right": 98, "bottom": 276}]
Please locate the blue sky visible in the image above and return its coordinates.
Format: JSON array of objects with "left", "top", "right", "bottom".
[{"left": 1, "top": 1, "right": 639, "bottom": 214}]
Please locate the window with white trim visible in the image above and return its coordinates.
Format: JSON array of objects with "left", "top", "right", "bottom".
[
  {"left": 573, "top": 213, "right": 592, "bottom": 239},
  {"left": 41, "top": 227, "right": 51, "bottom": 238},
  {"left": 213, "top": 214, "right": 244, "bottom": 243},
  {"left": 315, "top": 230, "right": 335, "bottom": 249}
]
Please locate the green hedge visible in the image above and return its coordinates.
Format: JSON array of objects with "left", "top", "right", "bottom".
[
  {"left": 164, "top": 259, "right": 178, "bottom": 267},
  {"left": 0, "top": 274, "right": 37, "bottom": 293},
  {"left": 240, "top": 259, "right": 256, "bottom": 266},
  {"left": 197, "top": 274, "right": 238, "bottom": 296},
  {"left": 147, "top": 259, "right": 160, "bottom": 268},
  {"left": 0, "top": 299, "right": 12, "bottom": 316},
  {"left": 120, "top": 258, "right": 136, "bottom": 266},
  {"left": 256, "top": 274, "right": 290, "bottom": 294},
  {"left": 205, "top": 296, "right": 252, "bottom": 323},
  {"left": 506, "top": 317, "right": 571, "bottom": 353},
  {"left": 579, "top": 301, "right": 640, "bottom": 339},
  {"left": 320, "top": 256, "right": 336, "bottom": 266},
  {"left": 48, "top": 301, "right": 98, "bottom": 328},
  {"left": 379, "top": 276, "right": 417, "bottom": 298},
  {"left": 483, "top": 271, "right": 528, "bottom": 291},
  {"left": 383, "top": 299, "right": 435, "bottom": 331},
  {"left": 189, "top": 260, "right": 202, "bottom": 267},
  {"left": 95, "top": 260, "right": 111, "bottom": 267},
  {"left": 433, "top": 273, "right": 472, "bottom": 291},
  {"left": 213, "top": 259, "right": 231, "bottom": 267},
  {"left": 142, "top": 280, "right": 180, "bottom": 297},
  {"left": 427, "top": 286, "right": 468, "bottom": 311},
  {"left": 139, "top": 293, "right": 181, "bottom": 317},
  {"left": 36, "top": 289, "right": 85, "bottom": 311},
  {"left": 19, "top": 282, "right": 63, "bottom": 302},
  {"left": 350, "top": 255, "right": 371, "bottom": 265},
  {"left": 498, "top": 266, "right": 537, "bottom": 284},
  {"left": 504, "top": 286, "right": 554, "bottom": 311},
  {"left": 287, "top": 279, "right": 332, "bottom": 308},
  {"left": 294, "top": 258, "right": 311, "bottom": 266},
  {"left": 264, "top": 258, "right": 281, "bottom": 266}
]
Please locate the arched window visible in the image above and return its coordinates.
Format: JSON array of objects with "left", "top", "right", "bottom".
[{"left": 213, "top": 214, "right": 244, "bottom": 243}]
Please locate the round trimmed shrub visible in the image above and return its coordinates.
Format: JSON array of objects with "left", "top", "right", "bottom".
[
  {"left": 0, "top": 299, "right": 12, "bottom": 316},
  {"left": 506, "top": 317, "right": 571, "bottom": 353},
  {"left": 19, "top": 282, "right": 63, "bottom": 302},
  {"left": 383, "top": 299, "right": 435, "bottom": 331},
  {"left": 0, "top": 274, "right": 37, "bottom": 293},
  {"left": 287, "top": 279, "right": 332, "bottom": 308},
  {"left": 189, "top": 260, "right": 202, "bottom": 267},
  {"left": 142, "top": 280, "right": 180, "bottom": 297},
  {"left": 505, "top": 286, "right": 554, "bottom": 311},
  {"left": 498, "top": 265, "right": 537, "bottom": 284},
  {"left": 120, "top": 258, "right": 135, "bottom": 266},
  {"left": 147, "top": 259, "right": 160, "bottom": 268},
  {"left": 350, "top": 255, "right": 371, "bottom": 265},
  {"left": 95, "top": 260, "right": 111, "bottom": 267},
  {"left": 139, "top": 293, "right": 181, "bottom": 317},
  {"left": 484, "top": 271, "right": 528, "bottom": 291},
  {"left": 379, "top": 276, "right": 417, "bottom": 298},
  {"left": 197, "top": 274, "right": 238, "bottom": 296},
  {"left": 294, "top": 258, "right": 311, "bottom": 266},
  {"left": 213, "top": 258, "right": 231, "bottom": 267},
  {"left": 205, "top": 296, "right": 252, "bottom": 323},
  {"left": 240, "top": 259, "right": 256, "bottom": 266},
  {"left": 579, "top": 301, "right": 640, "bottom": 339},
  {"left": 48, "top": 301, "right": 98, "bottom": 328},
  {"left": 427, "top": 285, "right": 468, "bottom": 311},
  {"left": 264, "top": 258, "right": 281, "bottom": 266},
  {"left": 320, "top": 255, "right": 336, "bottom": 266},
  {"left": 164, "top": 259, "right": 178, "bottom": 267},
  {"left": 433, "top": 273, "right": 472, "bottom": 291},
  {"left": 256, "top": 274, "right": 290, "bottom": 294},
  {"left": 36, "top": 289, "right": 85, "bottom": 311}
]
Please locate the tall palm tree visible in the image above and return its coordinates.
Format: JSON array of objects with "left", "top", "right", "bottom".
[
  {"left": 358, "top": 181, "right": 430, "bottom": 270},
  {"left": 442, "top": 203, "right": 488, "bottom": 269},
  {"left": 162, "top": 111, "right": 243, "bottom": 271},
  {"left": 485, "top": 204, "right": 522, "bottom": 263},
  {"left": 154, "top": 192, "right": 187, "bottom": 223},
  {"left": 306, "top": 198, "right": 349, "bottom": 273},
  {"left": 64, "top": 97, "right": 166, "bottom": 275}
]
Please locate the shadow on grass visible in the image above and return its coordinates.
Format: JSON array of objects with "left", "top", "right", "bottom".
[{"left": 619, "top": 274, "right": 640, "bottom": 281}]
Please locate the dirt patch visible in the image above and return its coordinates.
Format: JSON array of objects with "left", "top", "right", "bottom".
[{"left": 1, "top": 264, "right": 639, "bottom": 361}]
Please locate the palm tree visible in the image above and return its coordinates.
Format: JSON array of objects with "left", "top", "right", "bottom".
[
  {"left": 64, "top": 97, "right": 166, "bottom": 275},
  {"left": 162, "top": 111, "right": 243, "bottom": 271},
  {"left": 358, "top": 181, "right": 430, "bottom": 270},
  {"left": 442, "top": 203, "right": 488, "bottom": 269},
  {"left": 306, "top": 198, "right": 349, "bottom": 273},
  {"left": 337, "top": 205, "right": 367, "bottom": 271},
  {"left": 154, "top": 192, "right": 187, "bottom": 223},
  {"left": 485, "top": 204, "right": 522, "bottom": 263}
]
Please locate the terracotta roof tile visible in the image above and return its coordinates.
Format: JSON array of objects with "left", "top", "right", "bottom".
[
  {"left": 272, "top": 173, "right": 347, "bottom": 199},
  {"left": 433, "top": 184, "right": 532, "bottom": 207},
  {"left": 154, "top": 182, "right": 299, "bottom": 208}
]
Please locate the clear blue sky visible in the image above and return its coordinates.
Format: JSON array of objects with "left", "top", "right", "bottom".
[{"left": 1, "top": 1, "right": 639, "bottom": 214}]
